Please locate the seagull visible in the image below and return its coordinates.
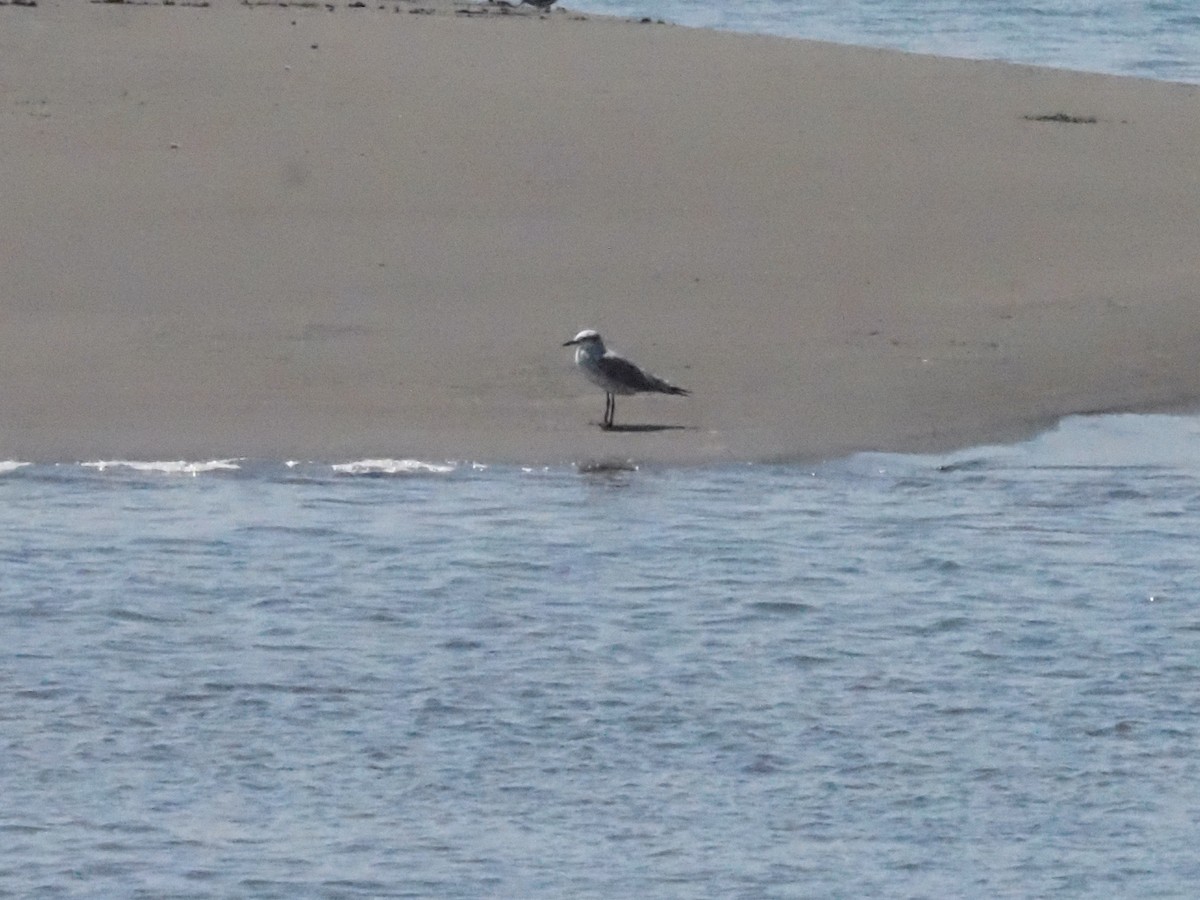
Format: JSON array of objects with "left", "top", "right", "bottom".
[
  {"left": 563, "top": 329, "right": 689, "bottom": 429},
  {"left": 520, "top": 0, "right": 557, "bottom": 10}
]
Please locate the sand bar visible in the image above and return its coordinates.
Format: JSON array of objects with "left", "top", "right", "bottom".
[{"left": 3, "top": 0, "right": 1199, "bottom": 464}]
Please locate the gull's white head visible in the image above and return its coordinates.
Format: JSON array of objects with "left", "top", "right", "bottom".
[{"left": 563, "top": 329, "right": 604, "bottom": 348}]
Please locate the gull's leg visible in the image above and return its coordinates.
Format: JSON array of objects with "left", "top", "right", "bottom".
[{"left": 603, "top": 393, "right": 614, "bottom": 429}]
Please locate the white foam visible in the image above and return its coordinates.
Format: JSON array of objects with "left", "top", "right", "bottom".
[
  {"left": 331, "top": 458, "right": 456, "bottom": 476},
  {"left": 0, "top": 461, "right": 31, "bottom": 474},
  {"left": 81, "top": 459, "right": 242, "bottom": 476}
]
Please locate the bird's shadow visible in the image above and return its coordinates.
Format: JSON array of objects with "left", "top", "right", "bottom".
[{"left": 597, "top": 423, "right": 690, "bottom": 433}]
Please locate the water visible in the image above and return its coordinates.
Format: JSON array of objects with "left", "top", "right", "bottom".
[
  {"left": 4, "top": 413, "right": 1200, "bottom": 897},
  {"left": 572, "top": 0, "right": 1200, "bottom": 84}
]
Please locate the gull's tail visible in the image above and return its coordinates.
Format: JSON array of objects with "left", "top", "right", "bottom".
[{"left": 646, "top": 374, "right": 689, "bottom": 396}]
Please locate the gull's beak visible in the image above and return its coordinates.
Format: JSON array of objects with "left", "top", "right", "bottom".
[{"left": 562, "top": 338, "right": 579, "bottom": 346}]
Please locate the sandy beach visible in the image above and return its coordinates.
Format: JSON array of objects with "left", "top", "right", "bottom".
[{"left": 2, "top": 0, "right": 1199, "bottom": 464}]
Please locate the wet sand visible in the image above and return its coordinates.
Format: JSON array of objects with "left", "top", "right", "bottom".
[{"left": 3, "top": 0, "right": 1200, "bottom": 464}]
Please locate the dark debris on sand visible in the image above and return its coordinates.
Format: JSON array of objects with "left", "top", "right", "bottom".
[{"left": 1023, "top": 112, "right": 1099, "bottom": 124}]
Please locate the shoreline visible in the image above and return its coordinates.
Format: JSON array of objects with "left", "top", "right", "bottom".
[
  {"left": 3, "top": 406, "right": 1200, "bottom": 473},
  {"left": 4, "top": 1, "right": 1200, "bottom": 465}
]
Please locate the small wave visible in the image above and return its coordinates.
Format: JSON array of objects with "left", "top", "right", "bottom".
[
  {"left": 331, "top": 459, "right": 456, "bottom": 476},
  {"left": 80, "top": 459, "right": 242, "bottom": 476},
  {"left": 0, "top": 461, "right": 32, "bottom": 474},
  {"left": 576, "top": 459, "right": 639, "bottom": 474}
]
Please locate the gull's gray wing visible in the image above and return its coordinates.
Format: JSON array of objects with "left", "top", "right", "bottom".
[{"left": 598, "top": 353, "right": 689, "bottom": 396}]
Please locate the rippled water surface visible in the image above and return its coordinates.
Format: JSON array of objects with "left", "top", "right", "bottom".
[
  {"left": 574, "top": 0, "right": 1200, "bottom": 83},
  {"left": 3, "top": 414, "right": 1199, "bottom": 897}
]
